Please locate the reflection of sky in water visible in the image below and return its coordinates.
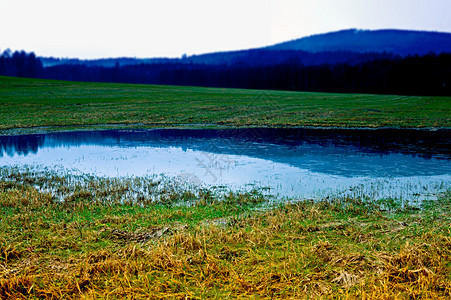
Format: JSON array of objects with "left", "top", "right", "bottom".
[{"left": 0, "top": 129, "right": 450, "bottom": 200}]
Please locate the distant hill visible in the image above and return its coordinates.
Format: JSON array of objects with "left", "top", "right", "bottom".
[
  {"left": 40, "top": 57, "right": 175, "bottom": 68},
  {"left": 40, "top": 50, "right": 396, "bottom": 68},
  {"left": 38, "top": 29, "right": 451, "bottom": 68},
  {"left": 3, "top": 44, "right": 450, "bottom": 96},
  {"left": 7, "top": 28, "right": 449, "bottom": 96},
  {"left": 266, "top": 29, "right": 451, "bottom": 56}
]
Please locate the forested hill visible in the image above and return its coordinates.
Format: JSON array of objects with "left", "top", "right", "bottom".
[
  {"left": 266, "top": 29, "right": 451, "bottom": 56},
  {"left": 1, "top": 29, "right": 450, "bottom": 96},
  {"left": 37, "top": 29, "right": 451, "bottom": 68},
  {"left": 35, "top": 29, "right": 451, "bottom": 68}
]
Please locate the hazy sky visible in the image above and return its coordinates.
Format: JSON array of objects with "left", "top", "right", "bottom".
[{"left": 1, "top": 0, "right": 450, "bottom": 59}]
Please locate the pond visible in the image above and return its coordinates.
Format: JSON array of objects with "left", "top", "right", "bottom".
[{"left": 0, "top": 128, "right": 450, "bottom": 201}]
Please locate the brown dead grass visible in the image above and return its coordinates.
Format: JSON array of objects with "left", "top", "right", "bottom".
[{"left": 1, "top": 183, "right": 451, "bottom": 298}]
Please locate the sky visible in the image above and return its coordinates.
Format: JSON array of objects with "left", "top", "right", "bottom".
[{"left": 0, "top": 0, "right": 450, "bottom": 59}]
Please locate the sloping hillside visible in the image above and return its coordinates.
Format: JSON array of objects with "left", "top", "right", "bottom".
[{"left": 266, "top": 29, "right": 451, "bottom": 56}]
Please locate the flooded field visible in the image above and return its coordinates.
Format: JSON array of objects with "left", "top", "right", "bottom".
[{"left": 1, "top": 128, "right": 450, "bottom": 201}]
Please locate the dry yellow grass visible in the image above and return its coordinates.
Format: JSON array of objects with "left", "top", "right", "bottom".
[{"left": 1, "top": 175, "right": 451, "bottom": 299}]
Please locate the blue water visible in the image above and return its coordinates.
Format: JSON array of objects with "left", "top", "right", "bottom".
[{"left": 1, "top": 128, "right": 450, "bottom": 200}]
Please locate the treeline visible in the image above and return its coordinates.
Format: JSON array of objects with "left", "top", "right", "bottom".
[
  {"left": 39, "top": 50, "right": 396, "bottom": 68},
  {"left": 182, "top": 49, "right": 397, "bottom": 67},
  {"left": 160, "top": 54, "right": 451, "bottom": 95},
  {"left": 0, "top": 50, "right": 43, "bottom": 78},
  {"left": 1, "top": 49, "right": 450, "bottom": 96},
  {"left": 43, "top": 54, "right": 451, "bottom": 96}
]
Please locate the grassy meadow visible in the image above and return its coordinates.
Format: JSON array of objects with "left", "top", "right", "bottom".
[
  {"left": 1, "top": 76, "right": 450, "bottom": 132},
  {"left": 1, "top": 76, "right": 451, "bottom": 298}
]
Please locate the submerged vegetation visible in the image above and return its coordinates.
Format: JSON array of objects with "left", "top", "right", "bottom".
[
  {"left": 1, "top": 76, "right": 450, "bottom": 133},
  {"left": 1, "top": 168, "right": 450, "bottom": 299}
]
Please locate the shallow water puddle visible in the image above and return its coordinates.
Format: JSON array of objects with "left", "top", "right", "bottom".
[{"left": 1, "top": 128, "right": 450, "bottom": 200}]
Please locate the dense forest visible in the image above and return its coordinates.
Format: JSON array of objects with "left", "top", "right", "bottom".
[
  {"left": 1, "top": 49, "right": 450, "bottom": 96},
  {"left": 0, "top": 50, "right": 43, "bottom": 78}
]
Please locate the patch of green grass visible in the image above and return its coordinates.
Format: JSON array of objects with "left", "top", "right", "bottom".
[{"left": 1, "top": 76, "right": 450, "bottom": 132}]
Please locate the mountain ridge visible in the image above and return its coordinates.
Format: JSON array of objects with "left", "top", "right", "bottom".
[
  {"left": 266, "top": 29, "right": 451, "bottom": 56},
  {"left": 37, "top": 28, "right": 451, "bottom": 68}
]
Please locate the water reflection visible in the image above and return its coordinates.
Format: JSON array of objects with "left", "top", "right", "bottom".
[
  {"left": 0, "top": 128, "right": 450, "bottom": 199},
  {"left": 0, "top": 134, "right": 45, "bottom": 157}
]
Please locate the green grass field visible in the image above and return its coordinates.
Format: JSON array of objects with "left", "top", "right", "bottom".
[{"left": 1, "top": 76, "right": 450, "bottom": 132}]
